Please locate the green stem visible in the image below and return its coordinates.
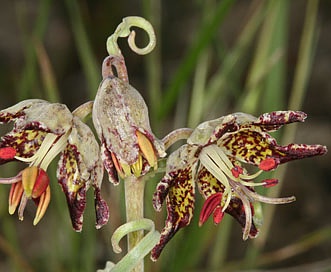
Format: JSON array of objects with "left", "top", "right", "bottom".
[{"left": 124, "top": 175, "right": 146, "bottom": 272}]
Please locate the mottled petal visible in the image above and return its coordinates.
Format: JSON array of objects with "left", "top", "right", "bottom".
[
  {"left": 93, "top": 77, "right": 150, "bottom": 164},
  {"left": 220, "top": 130, "right": 281, "bottom": 167},
  {"left": 92, "top": 75, "right": 165, "bottom": 180},
  {"left": 196, "top": 166, "right": 225, "bottom": 198},
  {"left": 0, "top": 99, "right": 45, "bottom": 124},
  {"left": 94, "top": 187, "right": 109, "bottom": 229},
  {"left": 226, "top": 196, "right": 259, "bottom": 238},
  {"left": 151, "top": 166, "right": 196, "bottom": 261},
  {"left": 153, "top": 144, "right": 198, "bottom": 211},
  {"left": 273, "top": 143, "right": 327, "bottom": 164},
  {"left": 101, "top": 141, "right": 119, "bottom": 184},
  {"left": 57, "top": 142, "right": 87, "bottom": 231},
  {"left": 254, "top": 111, "right": 307, "bottom": 131},
  {"left": 0, "top": 99, "right": 72, "bottom": 134},
  {"left": 57, "top": 117, "right": 109, "bottom": 231},
  {"left": 188, "top": 115, "right": 237, "bottom": 146},
  {"left": 0, "top": 129, "right": 47, "bottom": 163}
]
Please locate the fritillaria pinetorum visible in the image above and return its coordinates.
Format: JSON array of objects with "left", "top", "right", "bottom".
[{"left": 0, "top": 16, "right": 327, "bottom": 272}]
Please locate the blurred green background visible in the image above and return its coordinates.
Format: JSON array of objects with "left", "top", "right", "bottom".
[{"left": 0, "top": 0, "right": 330, "bottom": 271}]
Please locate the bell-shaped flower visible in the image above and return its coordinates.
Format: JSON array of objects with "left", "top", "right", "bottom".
[
  {"left": 57, "top": 115, "right": 109, "bottom": 231},
  {"left": 92, "top": 56, "right": 166, "bottom": 184},
  {"left": 0, "top": 99, "right": 109, "bottom": 230},
  {"left": 151, "top": 111, "right": 327, "bottom": 261}
]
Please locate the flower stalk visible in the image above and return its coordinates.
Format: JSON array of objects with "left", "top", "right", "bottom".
[{"left": 124, "top": 176, "right": 146, "bottom": 272}]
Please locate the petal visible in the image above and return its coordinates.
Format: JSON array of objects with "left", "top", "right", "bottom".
[
  {"left": 188, "top": 115, "right": 237, "bottom": 146},
  {"left": 226, "top": 196, "right": 259, "bottom": 238},
  {"left": 57, "top": 144, "right": 87, "bottom": 231},
  {"left": 225, "top": 197, "right": 259, "bottom": 238},
  {"left": 101, "top": 142, "right": 119, "bottom": 184},
  {"left": 254, "top": 111, "right": 307, "bottom": 131},
  {"left": 273, "top": 143, "right": 327, "bottom": 164},
  {"left": 196, "top": 166, "right": 225, "bottom": 198},
  {"left": 0, "top": 99, "right": 45, "bottom": 124},
  {"left": 92, "top": 77, "right": 146, "bottom": 164},
  {"left": 0, "top": 129, "right": 47, "bottom": 163},
  {"left": 220, "top": 130, "right": 282, "bottom": 167},
  {"left": 151, "top": 167, "right": 196, "bottom": 261},
  {"left": 94, "top": 187, "right": 109, "bottom": 229},
  {"left": 0, "top": 99, "right": 72, "bottom": 134},
  {"left": 57, "top": 117, "right": 109, "bottom": 230},
  {"left": 153, "top": 144, "right": 198, "bottom": 211}
]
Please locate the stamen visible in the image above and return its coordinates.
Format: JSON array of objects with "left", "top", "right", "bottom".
[
  {"left": 0, "top": 172, "right": 22, "bottom": 184},
  {"left": 199, "top": 192, "right": 222, "bottom": 226},
  {"left": 32, "top": 168, "right": 50, "bottom": 198},
  {"left": 39, "top": 131, "right": 70, "bottom": 170},
  {"left": 240, "top": 184, "right": 296, "bottom": 204},
  {"left": 213, "top": 206, "right": 224, "bottom": 225},
  {"left": 229, "top": 179, "right": 252, "bottom": 240},
  {"left": 262, "top": 178, "right": 278, "bottom": 188},
  {"left": 259, "top": 158, "right": 277, "bottom": 171},
  {"left": 111, "top": 152, "right": 125, "bottom": 178},
  {"left": 33, "top": 185, "right": 51, "bottom": 225},
  {"left": 239, "top": 169, "right": 263, "bottom": 180},
  {"left": 199, "top": 146, "right": 232, "bottom": 212},
  {"left": 0, "top": 147, "right": 16, "bottom": 160},
  {"left": 18, "top": 193, "right": 28, "bottom": 221},
  {"left": 8, "top": 182, "right": 24, "bottom": 215},
  {"left": 131, "top": 155, "right": 142, "bottom": 177},
  {"left": 136, "top": 131, "right": 157, "bottom": 169},
  {"left": 121, "top": 163, "right": 132, "bottom": 177},
  {"left": 22, "top": 166, "right": 38, "bottom": 197},
  {"left": 231, "top": 166, "right": 243, "bottom": 178}
]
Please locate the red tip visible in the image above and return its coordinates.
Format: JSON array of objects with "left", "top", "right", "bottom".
[
  {"left": 0, "top": 147, "right": 16, "bottom": 160},
  {"left": 199, "top": 193, "right": 223, "bottom": 226},
  {"left": 231, "top": 166, "right": 243, "bottom": 178},
  {"left": 262, "top": 178, "right": 279, "bottom": 188},
  {"left": 213, "top": 206, "right": 224, "bottom": 225},
  {"left": 259, "top": 158, "right": 277, "bottom": 171}
]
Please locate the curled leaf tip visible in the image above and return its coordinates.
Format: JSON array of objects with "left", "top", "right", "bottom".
[{"left": 106, "top": 16, "right": 156, "bottom": 56}]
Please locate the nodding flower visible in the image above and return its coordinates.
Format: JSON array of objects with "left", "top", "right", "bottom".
[
  {"left": 0, "top": 99, "right": 109, "bottom": 231},
  {"left": 151, "top": 111, "right": 327, "bottom": 261},
  {"left": 92, "top": 55, "right": 166, "bottom": 185}
]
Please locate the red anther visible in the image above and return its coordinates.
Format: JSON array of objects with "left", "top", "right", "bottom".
[
  {"left": 213, "top": 206, "right": 224, "bottom": 225},
  {"left": 0, "top": 147, "right": 16, "bottom": 160},
  {"left": 199, "top": 192, "right": 223, "bottom": 227},
  {"left": 262, "top": 178, "right": 279, "bottom": 188},
  {"left": 259, "top": 158, "right": 277, "bottom": 171},
  {"left": 32, "top": 168, "right": 50, "bottom": 198},
  {"left": 231, "top": 166, "right": 243, "bottom": 178}
]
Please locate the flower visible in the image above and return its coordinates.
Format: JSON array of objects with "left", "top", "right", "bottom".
[
  {"left": 0, "top": 99, "right": 109, "bottom": 231},
  {"left": 151, "top": 111, "right": 327, "bottom": 261},
  {"left": 92, "top": 56, "right": 166, "bottom": 184}
]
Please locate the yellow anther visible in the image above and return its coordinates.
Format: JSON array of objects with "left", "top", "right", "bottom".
[
  {"left": 136, "top": 131, "right": 157, "bottom": 169},
  {"left": 8, "top": 182, "right": 24, "bottom": 215},
  {"left": 22, "top": 166, "right": 38, "bottom": 198},
  {"left": 131, "top": 155, "right": 143, "bottom": 177},
  {"left": 33, "top": 185, "right": 51, "bottom": 225}
]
